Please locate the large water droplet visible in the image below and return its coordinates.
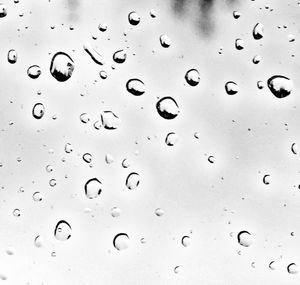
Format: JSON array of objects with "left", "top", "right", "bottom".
[
  {"left": 50, "top": 52, "right": 74, "bottom": 82},
  {"left": 113, "top": 233, "right": 129, "bottom": 250},
  {"left": 54, "top": 220, "right": 72, "bottom": 241},
  {"left": 165, "top": 132, "right": 179, "bottom": 146},
  {"left": 32, "top": 103, "right": 45, "bottom": 119},
  {"left": 113, "top": 50, "right": 127, "bottom": 64},
  {"left": 101, "top": 111, "right": 121, "bottom": 130},
  {"left": 237, "top": 231, "right": 252, "bottom": 247},
  {"left": 267, "top": 75, "right": 293, "bottom": 98},
  {"left": 185, "top": 69, "right": 200, "bottom": 86},
  {"left": 126, "top": 172, "right": 140, "bottom": 190},
  {"left": 156, "top": 97, "right": 179, "bottom": 119},
  {"left": 253, "top": 23, "right": 264, "bottom": 40},
  {"left": 160, "top": 34, "right": 171, "bottom": 48},
  {"left": 126, "top": 79, "right": 145, "bottom": 96},
  {"left": 27, "top": 65, "right": 41, "bottom": 79},
  {"left": 225, "top": 81, "right": 239, "bottom": 95},
  {"left": 7, "top": 49, "right": 17, "bottom": 64},
  {"left": 128, "top": 11, "right": 140, "bottom": 25},
  {"left": 287, "top": 263, "right": 298, "bottom": 274},
  {"left": 84, "top": 178, "right": 102, "bottom": 199}
]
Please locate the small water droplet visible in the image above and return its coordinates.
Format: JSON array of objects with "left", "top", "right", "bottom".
[
  {"left": 126, "top": 172, "right": 140, "bottom": 190},
  {"left": 5, "top": 246, "right": 15, "bottom": 255},
  {"left": 233, "top": 11, "right": 241, "bottom": 19},
  {"left": 225, "top": 81, "right": 239, "bottom": 95},
  {"left": 257, "top": 81, "right": 264, "bottom": 89},
  {"left": 237, "top": 231, "right": 252, "bottom": 247},
  {"left": 27, "top": 65, "right": 41, "bottom": 79},
  {"left": 252, "top": 55, "right": 261, "bottom": 64},
  {"left": 111, "top": 207, "right": 121, "bottom": 218},
  {"left": 235, "top": 39, "right": 244, "bottom": 50},
  {"left": 182, "top": 236, "right": 191, "bottom": 247},
  {"left": 156, "top": 97, "right": 179, "bottom": 119},
  {"left": 85, "top": 178, "right": 102, "bottom": 199},
  {"left": 155, "top": 208, "right": 164, "bottom": 216},
  {"left": 160, "top": 34, "right": 171, "bottom": 48},
  {"left": 80, "top": 113, "right": 90, "bottom": 123},
  {"left": 99, "top": 70, "right": 107, "bottom": 79},
  {"left": 113, "top": 233, "right": 129, "bottom": 250},
  {"left": 150, "top": 9, "right": 157, "bottom": 18},
  {"left": 83, "top": 153, "right": 92, "bottom": 163},
  {"left": 64, "top": 143, "right": 73, "bottom": 153},
  {"left": 32, "top": 192, "right": 42, "bottom": 202},
  {"left": 287, "top": 263, "right": 298, "bottom": 274},
  {"left": 50, "top": 52, "right": 74, "bottom": 82},
  {"left": 185, "top": 69, "right": 200, "bottom": 86},
  {"left": 13, "top": 208, "right": 20, "bottom": 217},
  {"left": 101, "top": 111, "right": 121, "bottom": 130},
  {"left": 267, "top": 75, "right": 293, "bottom": 98},
  {"left": 269, "top": 261, "right": 276, "bottom": 270},
  {"left": 32, "top": 103, "right": 45, "bottom": 119},
  {"left": 0, "top": 3, "right": 7, "bottom": 17},
  {"left": 113, "top": 50, "right": 127, "bottom": 64},
  {"left": 208, "top": 155, "right": 215, "bottom": 163},
  {"left": 98, "top": 23, "right": 107, "bottom": 32},
  {"left": 122, "top": 158, "right": 130, "bottom": 168},
  {"left": 174, "top": 266, "right": 180, "bottom": 274},
  {"left": 54, "top": 220, "right": 72, "bottom": 241},
  {"left": 7, "top": 49, "right": 17, "bottom": 64},
  {"left": 34, "top": 235, "right": 43, "bottom": 248},
  {"left": 165, "top": 132, "right": 178, "bottom": 146},
  {"left": 105, "top": 153, "right": 114, "bottom": 164},
  {"left": 128, "top": 11, "right": 140, "bottom": 25},
  {"left": 46, "top": 164, "right": 53, "bottom": 172},
  {"left": 263, "top": 174, "right": 271, "bottom": 185},
  {"left": 291, "top": 143, "right": 297, "bottom": 154},
  {"left": 49, "top": 178, "right": 57, "bottom": 187},
  {"left": 126, "top": 79, "right": 145, "bottom": 96},
  {"left": 253, "top": 23, "right": 264, "bottom": 40}
]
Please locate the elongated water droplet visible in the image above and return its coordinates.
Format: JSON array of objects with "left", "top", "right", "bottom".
[
  {"left": 253, "top": 23, "right": 264, "bottom": 40},
  {"left": 54, "top": 220, "right": 72, "bottom": 241},
  {"left": 113, "top": 233, "right": 129, "bottom": 250},
  {"left": 85, "top": 178, "right": 102, "bottom": 199},
  {"left": 128, "top": 11, "right": 140, "bottom": 25},
  {"left": 291, "top": 143, "right": 297, "bottom": 154},
  {"left": 182, "top": 236, "right": 191, "bottom": 247},
  {"left": 165, "top": 132, "right": 178, "bottom": 146},
  {"left": 126, "top": 172, "right": 140, "bottom": 190},
  {"left": 237, "top": 231, "right": 252, "bottom": 247},
  {"left": 50, "top": 52, "right": 74, "bottom": 82},
  {"left": 225, "top": 81, "right": 239, "bottom": 95},
  {"left": 160, "top": 34, "right": 171, "bottom": 48},
  {"left": 83, "top": 42, "right": 104, "bottom": 65},
  {"left": 126, "top": 79, "right": 145, "bottom": 96},
  {"left": 32, "top": 103, "right": 45, "bottom": 119},
  {"left": 7, "top": 49, "right": 17, "bottom": 64},
  {"left": 185, "top": 69, "right": 200, "bottom": 86},
  {"left": 113, "top": 50, "right": 127, "bottom": 64},
  {"left": 27, "top": 65, "right": 41, "bottom": 79},
  {"left": 267, "top": 75, "right": 293, "bottom": 98},
  {"left": 287, "top": 263, "right": 298, "bottom": 274},
  {"left": 101, "top": 111, "right": 121, "bottom": 130},
  {"left": 156, "top": 97, "right": 179, "bottom": 119}
]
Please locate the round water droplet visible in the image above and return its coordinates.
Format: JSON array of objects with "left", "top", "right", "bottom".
[
  {"left": 32, "top": 103, "right": 45, "bottom": 119},
  {"left": 126, "top": 79, "right": 145, "bottom": 96},
  {"left": 269, "top": 261, "right": 276, "bottom": 270},
  {"left": 105, "top": 153, "right": 114, "bottom": 164},
  {"left": 182, "top": 236, "right": 191, "bottom": 247},
  {"left": 233, "top": 11, "right": 241, "bottom": 19},
  {"left": 49, "top": 178, "right": 57, "bottom": 187},
  {"left": 237, "top": 231, "right": 252, "bottom": 247},
  {"left": 291, "top": 143, "right": 297, "bottom": 155},
  {"left": 27, "top": 65, "right": 41, "bottom": 79},
  {"left": 194, "top": 132, "right": 200, "bottom": 139},
  {"left": 165, "top": 132, "right": 178, "bottom": 146},
  {"left": 0, "top": 3, "right": 7, "bottom": 17},
  {"left": 128, "top": 11, "right": 140, "bottom": 25},
  {"left": 253, "top": 23, "right": 264, "bottom": 40},
  {"left": 287, "top": 263, "right": 298, "bottom": 274},
  {"left": 225, "top": 81, "right": 239, "bottom": 95},
  {"left": 99, "top": 70, "right": 107, "bottom": 79},
  {"left": 267, "top": 75, "right": 293, "bottom": 98},
  {"left": 13, "top": 208, "right": 20, "bottom": 217},
  {"left": 84, "top": 178, "right": 102, "bottom": 199},
  {"left": 235, "top": 39, "right": 244, "bottom": 50},
  {"left": 288, "top": 34, "right": 295, "bottom": 42},
  {"left": 32, "top": 192, "right": 42, "bottom": 202},
  {"left": 263, "top": 174, "right": 271, "bottom": 185},
  {"left": 64, "top": 143, "right": 73, "bottom": 153},
  {"left": 156, "top": 97, "right": 179, "bottom": 119},
  {"left": 174, "top": 266, "right": 180, "bottom": 274},
  {"left": 34, "top": 235, "right": 43, "bottom": 248},
  {"left": 150, "top": 9, "right": 157, "bottom": 18},
  {"left": 50, "top": 52, "right": 74, "bottom": 82},
  {"left": 155, "top": 208, "right": 164, "bottom": 217},
  {"left": 160, "top": 34, "right": 171, "bottom": 48},
  {"left": 6, "top": 246, "right": 15, "bottom": 255},
  {"left": 101, "top": 111, "right": 121, "bottom": 130},
  {"left": 122, "top": 158, "right": 130, "bottom": 168},
  {"left": 54, "top": 220, "right": 72, "bottom": 241},
  {"left": 46, "top": 164, "right": 53, "bottom": 172},
  {"left": 252, "top": 55, "right": 261, "bottom": 64},
  {"left": 113, "top": 233, "right": 129, "bottom": 250},
  {"left": 7, "top": 49, "right": 17, "bottom": 64},
  {"left": 98, "top": 23, "right": 107, "bottom": 32},
  {"left": 111, "top": 207, "right": 121, "bottom": 218},
  {"left": 113, "top": 50, "right": 127, "bottom": 64},
  {"left": 208, "top": 155, "right": 215, "bottom": 163},
  {"left": 140, "top": 237, "right": 146, "bottom": 244},
  {"left": 126, "top": 172, "right": 140, "bottom": 190},
  {"left": 0, "top": 274, "right": 7, "bottom": 281},
  {"left": 257, "top": 81, "right": 264, "bottom": 89},
  {"left": 185, "top": 69, "right": 200, "bottom": 86},
  {"left": 83, "top": 153, "right": 92, "bottom": 163},
  {"left": 80, "top": 113, "right": 90, "bottom": 123}
]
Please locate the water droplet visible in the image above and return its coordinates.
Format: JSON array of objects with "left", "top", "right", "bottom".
[
  {"left": 235, "top": 39, "right": 244, "bottom": 50},
  {"left": 257, "top": 81, "right": 265, "bottom": 89},
  {"left": 155, "top": 208, "right": 164, "bottom": 216},
  {"left": 34, "top": 235, "right": 43, "bottom": 248},
  {"left": 253, "top": 23, "right": 264, "bottom": 40},
  {"left": 140, "top": 238, "right": 146, "bottom": 244},
  {"left": 113, "top": 233, "right": 129, "bottom": 250},
  {"left": 174, "top": 266, "right": 180, "bottom": 274},
  {"left": 185, "top": 69, "right": 200, "bottom": 86},
  {"left": 32, "top": 192, "right": 42, "bottom": 202},
  {"left": 126, "top": 172, "right": 140, "bottom": 190},
  {"left": 150, "top": 9, "right": 157, "bottom": 18},
  {"left": 287, "top": 263, "right": 298, "bottom": 274},
  {"left": 128, "top": 11, "right": 140, "bottom": 25},
  {"left": 111, "top": 207, "right": 121, "bottom": 218},
  {"left": 269, "top": 261, "right": 276, "bottom": 270},
  {"left": 84, "top": 178, "right": 102, "bottom": 199},
  {"left": 98, "top": 23, "right": 107, "bottom": 32},
  {"left": 237, "top": 231, "right": 252, "bottom": 247},
  {"left": 122, "top": 158, "right": 130, "bottom": 168},
  {"left": 267, "top": 75, "right": 293, "bottom": 98},
  {"left": 101, "top": 111, "right": 121, "bottom": 130},
  {"left": 80, "top": 113, "right": 90, "bottom": 123},
  {"left": 49, "top": 178, "right": 57, "bottom": 187},
  {"left": 54, "top": 220, "right": 72, "bottom": 241},
  {"left": 156, "top": 97, "right": 179, "bottom": 119},
  {"left": 225, "top": 81, "right": 239, "bottom": 95},
  {"left": 99, "top": 70, "right": 107, "bottom": 79},
  {"left": 32, "top": 103, "right": 45, "bottom": 119},
  {"left": 50, "top": 52, "right": 74, "bottom": 82},
  {"left": 251, "top": 262, "right": 256, "bottom": 268},
  {"left": 233, "top": 11, "right": 241, "bottom": 19},
  {"left": 288, "top": 34, "right": 295, "bottom": 42},
  {"left": 126, "top": 79, "right": 145, "bottom": 96},
  {"left": 27, "top": 65, "right": 41, "bottom": 79},
  {"left": 208, "top": 155, "right": 215, "bottom": 163},
  {"left": 13, "top": 208, "right": 20, "bottom": 217},
  {"left": 194, "top": 132, "right": 200, "bottom": 139},
  {"left": 64, "top": 143, "right": 73, "bottom": 153},
  {"left": 181, "top": 236, "right": 191, "bottom": 247},
  {"left": 83, "top": 153, "right": 92, "bottom": 163},
  {"left": 165, "top": 132, "right": 179, "bottom": 146},
  {"left": 252, "top": 55, "right": 261, "bottom": 64},
  {"left": 0, "top": 274, "right": 7, "bottom": 281},
  {"left": 113, "top": 50, "right": 127, "bottom": 64},
  {"left": 46, "top": 165, "right": 53, "bottom": 172},
  {"left": 105, "top": 153, "right": 114, "bottom": 164},
  {"left": 83, "top": 43, "right": 104, "bottom": 65},
  {"left": 5, "top": 246, "right": 15, "bottom": 255},
  {"left": 160, "top": 34, "right": 171, "bottom": 48},
  {"left": 263, "top": 174, "right": 271, "bottom": 185},
  {"left": 7, "top": 49, "right": 17, "bottom": 64},
  {"left": 93, "top": 120, "right": 102, "bottom": 130},
  {"left": 291, "top": 143, "right": 297, "bottom": 154},
  {"left": 0, "top": 3, "right": 7, "bottom": 17}
]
